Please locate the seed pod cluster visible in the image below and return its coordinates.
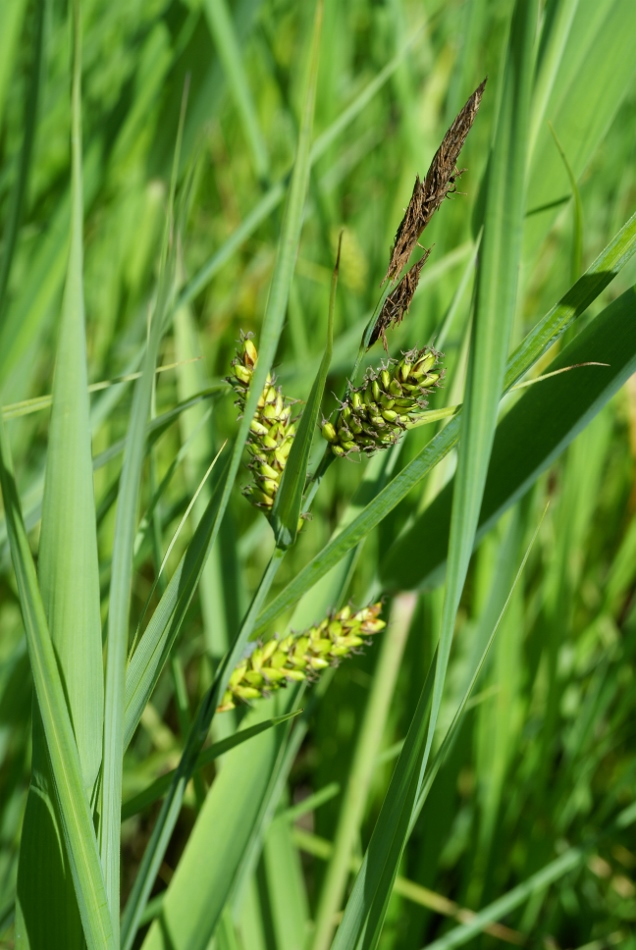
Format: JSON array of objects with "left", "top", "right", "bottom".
[
  {"left": 321, "top": 346, "right": 443, "bottom": 457},
  {"left": 218, "top": 603, "right": 385, "bottom": 712},
  {"left": 228, "top": 335, "right": 297, "bottom": 511}
]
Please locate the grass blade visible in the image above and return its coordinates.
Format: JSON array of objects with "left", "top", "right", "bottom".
[
  {"left": 176, "top": 24, "right": 424, "bottom": 307},
  {"left": 203, "top": 0, "right": 269, "bottom": 183},
  {"left": 139, "top": 702, "right": 293, "bottom": 950},
  {"left": 0, "top": 420, "right": 115, "bottom": 949},
  {"left": 0, "top": 0, "right": 44, "bottom": 323},
  {"left": 15, "top": 4, "right": 104, "bottom": 943},
  {"left": 121, "top": 711, "right": 300, "bottom": 820}
]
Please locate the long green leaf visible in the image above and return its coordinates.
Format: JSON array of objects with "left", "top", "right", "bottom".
[
  {"left": 524, "top": 0, "right": 636, "bottom": 262},
  {"left": 16, "top": 4, "right": 105, "bottom": 944},
  {"left": 0, "top": 421, "right": 115, "bottom": 949},
  {"left": 139, "top": 701, "right": 293, "bottom": 950},
  {"left": 203, "top": 0, "right": 269, "bottom": 182},
  {"left": 0, "top": 0, "right": 43, "bottom": 324},
  {"left": 176, "top": 24, "right": 425, "bottom": 307}
]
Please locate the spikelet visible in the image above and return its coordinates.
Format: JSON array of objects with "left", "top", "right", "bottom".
[
  {"left": 218, "top": 603, "right": 385, "bottom": 712},
  {"left": 383, "top": 78, "right": 487, "bottom": 284},
  {"left": 321, "top": 346, "right": 443, "bottom": 457},
  {"left": 227, "top": 334, "right": 298, "bottom": 512}
]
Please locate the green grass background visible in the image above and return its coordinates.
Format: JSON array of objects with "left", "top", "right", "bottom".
[{"left": 1, "top": 0, "right": 636, "bottom": 947}]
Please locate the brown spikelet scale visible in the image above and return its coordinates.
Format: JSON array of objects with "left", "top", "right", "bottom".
[
  {"left": 384, "top": 78, "right": 487, "bottom": 284},
  {"left": 370, "top": 249, "right": 431, "bottom": 350}
]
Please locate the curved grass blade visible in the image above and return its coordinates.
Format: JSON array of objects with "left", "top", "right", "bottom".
[
  {"left": 382, "top": 284, "right": 636, "bottom": 591},
  {"left": 252, "top": 209, "right": 636, "bottom": 637},
  {"left": 270, "top": 233, "right": 340, "bottom": 548},
  {"left": 16, "top": 3, "right": 105, "bottom": 943},
  {"left": 0, "top": 421, "right": 115, "bottom": 950}
]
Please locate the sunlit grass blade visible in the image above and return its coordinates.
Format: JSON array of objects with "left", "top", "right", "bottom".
[
  {"left": 0, "top": 420, "right": 115, "bottom": 949},
  {"left": 203, "top": 0, "right": 269, "bottom": 183},
  {"left": 123, "top": 450, "right": 230, "bottom": 748},
  {"left": 412, "top": 506, "right": 547, "bottom": 823},
  {"left": 0, "top": 359, "right": 208, "bottom": 420},
  {"left": 382, "top": 284, "right": 636, "bottom": 590},
  {"left": 525, "top": 0, "right": 636, "bottom": 260},
  {"left": 311, "top": 596, "right": 415, "bottom": 950},
  {"left": 330, "top": 499, "right": 542, "bottom": 950},
  {"left": 260, "top": 810, "right": 310, "bottom": 950},
  {"left": 176, "top": 24, "right": 425, "bottom": 307},
  {"left": 174, "top": 299, "right": 238, "bottom": 699},
  {"left": 15, "top": 3, "right": 104, "bottom": 943}
]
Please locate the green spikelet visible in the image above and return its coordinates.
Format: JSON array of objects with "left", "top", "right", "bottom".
[
  {"left": 321, "top": 346, "right": 443, "bottom": 457},
  {"left": 218, "top": 603, "right": 385, "bottom": 712},
  {"left": 228, "top": 334, "right": 298, "bottom": 512}
]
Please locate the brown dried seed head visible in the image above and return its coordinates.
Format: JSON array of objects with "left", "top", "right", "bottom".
[
  {"left": 369, "top": 250, "right": 431, "bottom": 350},
  {"left": 383, "top": 78, "right": 487, "bottom": 284}
]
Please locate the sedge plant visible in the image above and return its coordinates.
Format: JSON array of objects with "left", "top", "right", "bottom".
[{"left": 1, "top": 3, "right": 636, "bottom": 950}]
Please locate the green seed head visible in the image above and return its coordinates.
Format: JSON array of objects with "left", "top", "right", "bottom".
[
  {"left": 227, "top": 334, "right": 300, "bottom": 519},
  {"left": 218, "top": 602, "right": 385, "bottom": 712},
  {"left": 321, "top": 346, "right": 443, "bottom": 458}
]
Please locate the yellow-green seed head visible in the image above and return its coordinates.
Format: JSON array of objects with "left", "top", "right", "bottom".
[
  {"left": 321, "top": 346, "right": 443, "bottom": 458},
  {"left": 227, "top": 334, "right": 301, "bottom": 520},
  {"left": 217, "top": 602, "right": 385, "bottom": 712}
]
